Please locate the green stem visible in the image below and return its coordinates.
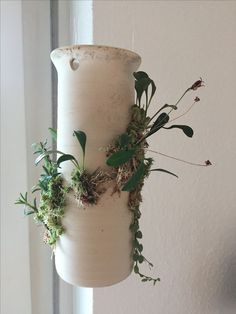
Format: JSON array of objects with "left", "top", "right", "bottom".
[
  {"left": 135, "top": 263, "right": 160, "bottom": 285},
  {"left": 149, "top": 88, "right": 190, "bottom": 124},
  {"left": 145, "top": 91, "right": 148, "bottom": 114},
  {"left": 82, "top": 153, "right": 85, "bottom": 171},
  {"left": 24, "top": 200, "right": 38, "bottom": 213},
  {"left": 171, "top": 88, "right": 190, "bottom": 111}
]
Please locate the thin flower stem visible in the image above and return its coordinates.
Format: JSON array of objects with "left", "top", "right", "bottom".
[
  {"left": 146, "top": 149, "right": 209, "bottom": 167},
  {"left": 149, "top": 87, "right": 191, "bottom": 124},
  {"left": 165, "top": 88, "right": 191, "bottom": 120},
  {"left": 137, "top": 88, "right": 191, "bottom": 145},
  {"left": 168, "top": 100, "right": 196, "bottom": 123},
  {"left": 171, "top": 88, "right": 191, "bottom": 111},
  {"left": 148, "top": 104, "right": 167, "bottom": 124}
]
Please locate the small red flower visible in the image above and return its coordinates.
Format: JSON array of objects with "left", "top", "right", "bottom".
[
  {"left": 191, "top": 78, "right": 204, "bottom": 91},
  {"left": 205, "top": 160, "right": 212, "bottom": 166}
]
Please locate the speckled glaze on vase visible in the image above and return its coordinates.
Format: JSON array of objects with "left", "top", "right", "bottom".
[{"left": 50, "top": 45, "right": 141, "bottom": 287}]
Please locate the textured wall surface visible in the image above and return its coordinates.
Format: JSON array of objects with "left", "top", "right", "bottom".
[{"left": 92, "top": 1, "right": 236, "bottom": 314}]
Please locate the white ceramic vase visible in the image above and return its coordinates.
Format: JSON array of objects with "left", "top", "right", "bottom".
[{"left": 50, "top": 45, "right": 141, "bottom": 287}]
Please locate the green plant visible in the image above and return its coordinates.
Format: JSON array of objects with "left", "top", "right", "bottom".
[
  {"left": 16, "top": 138, "right": 68, "bottom": 245},
  {"left": 15, "top": 130, "right": 86, "bottom": 245},
  {"left": 16, "top": 71, "right": 211, "bottom": 285},
  {"left": 105, "top": 72, "right": 211, "bottom": 283}
]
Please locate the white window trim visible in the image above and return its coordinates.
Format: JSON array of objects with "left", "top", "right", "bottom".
[
  {"left": 1, "top": 1, "right": 94, "bottom": 313},
  {"left": 1, "top": 1, "right": 32, "bottom": 313}
]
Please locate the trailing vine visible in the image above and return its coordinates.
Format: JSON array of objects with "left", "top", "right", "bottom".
[{"left": 16, "top": 71, "right": 211, "bottom": 284}]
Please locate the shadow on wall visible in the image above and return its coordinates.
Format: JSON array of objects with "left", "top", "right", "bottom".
[
  {"left": 192, "top": 229, "right": 236, "bottom": 313},
  {"left": 220, "top": 251, "right": 236, "bottom": 307}
]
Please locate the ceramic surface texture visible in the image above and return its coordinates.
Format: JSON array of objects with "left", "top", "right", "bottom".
[{"left": 51, "top": 45, "right": 141, "bottom": 287}]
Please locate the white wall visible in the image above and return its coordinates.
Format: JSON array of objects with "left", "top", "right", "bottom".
[
  {"left": 92, "top": 1, "right": 236, "bottom": 314},
  {"left": 1, "top": 1, "right": 53, "bottom": 314},
  {"left": 1, "top": 2, "right": 32, "bottom": 313},
  {"left": 21, "top": 2, "right": 54, "bottom": 313}
]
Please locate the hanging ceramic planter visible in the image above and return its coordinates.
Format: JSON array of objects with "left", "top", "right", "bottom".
[
  {"left": 50, "top": 45, "right": 141, "bottom": 287},
  {"left": 16, "top": 44, "right": 209, "bottom": 288}
]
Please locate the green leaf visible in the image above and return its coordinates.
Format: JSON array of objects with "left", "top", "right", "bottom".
[
  {"left": 136, "top": 231, "right": 143, "bottom": 239},
  {"left": 133, "top": 72, "right": 156, "bottom": 107},
  {"left": 151, "top": 168, "right": 178, "bottom": 178},
  {"left": 35, "top": 150, "right": 57, "bottom": 165},
  {"left": 42, "top": 166, "right": 50, "bottom": 175},
  {"left": 35, "top": 153, "right": 47, "bottom": 165},
  {"left": 122, "top": 161, "right": 145, "bottom": 191},
  {"left": 130, "top": 223, "right": 139, "bottom": 232},
  {"left": 135, "top": 77, "right": 152, "bottom": 105},
  {"left": 138, "top": 243, "right": 143, "bottom": 252},
  {"left": 145, "top": 113, "right": 169, "bottom": 139},
  {"left": 24, "top": 209, "right": 35, "bottom": 216},
  {"left": 32, "top": 186, "right": 41, "bottom": 193},
  {"left": 49, "top": 128, "right": 57, "bottom": 141},
  {"left": 158, "top": 103, "right": 177, "bottom": 112},
  {"left": 34, "top": 149, "right": 65, "bottom": 165},
  {"left": 148, "top": 80, "right": 156, "bottom": 105},
  {"left": 153, "top": 278, "right": 161, "bottom": 285},
  {"left": 150, "top": 113, "right": 170, "bottom": 132},
  {"left": 164, "top": 125, "right": 194, "bottom": 137},
  {"left": 134, "top": 264, "right": 139, "bottom": 274},
  {"left": 16, "top": 192, "right": 27, "bottom": 204},
  {"left": 57, "top": 154, "right": 77, "bottom": 167},
  {"left": 118, "top": 133, "right": 130, "bottom": 148},
  {"left": 138, "top": 255, "right": 144, "bottom": 263},
  {"left": 133, "top": 239, "right": 140, "bottom": 248},
  {"left": 106, "top": 149, "right": 136, "bottom": 167},
  {"left": 148, "top": 103, "right": 176, "bottom": 125},
  {"left": 133, "top": 71, "right": 149, "bottom": 80},
  {"left": 73, "top": 130, "right": 86, "bottom": 156},
  {"left": 133, "top": 253, "right": 139, "bottom": 261}
]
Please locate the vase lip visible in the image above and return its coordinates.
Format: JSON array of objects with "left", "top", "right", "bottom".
[{"left": 50, "top": 44, "right": 141, "bottom": 64}]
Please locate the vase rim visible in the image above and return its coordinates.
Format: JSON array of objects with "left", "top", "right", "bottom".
[{"left": 50, "top": 44, "right": 141, "bottom": 64}]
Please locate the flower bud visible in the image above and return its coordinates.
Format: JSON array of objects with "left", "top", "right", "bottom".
[{"left": 191, "top": 78, "right": 204, "bottom": 90}]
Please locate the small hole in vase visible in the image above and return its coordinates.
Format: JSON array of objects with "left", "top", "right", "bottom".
[{"left": 69, "top": 58, "right": 79, "bottom": 71}]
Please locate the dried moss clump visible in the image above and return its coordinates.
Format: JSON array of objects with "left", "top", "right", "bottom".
[{"left": 71, "top": 169, "right": 113, "bottom": 206}]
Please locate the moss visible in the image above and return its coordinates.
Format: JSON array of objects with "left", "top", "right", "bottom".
[
  {"left": 37, "top": 176, "right": 68, "bottom": 245},
  {"left": 71, "top": 169, "right": 113, "bottom": 206}
]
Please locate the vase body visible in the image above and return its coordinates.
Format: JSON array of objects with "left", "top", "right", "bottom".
[{"left": 50, "top": 45, "right": 141, "bottom": 287}]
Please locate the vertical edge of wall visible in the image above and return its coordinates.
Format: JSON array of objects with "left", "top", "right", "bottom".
[
  {"left": 0, "top": 1, "right": 32, "bottom": 313},
  {"left": 21, "top": 1, "right": 53, "bottom": 313}
]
